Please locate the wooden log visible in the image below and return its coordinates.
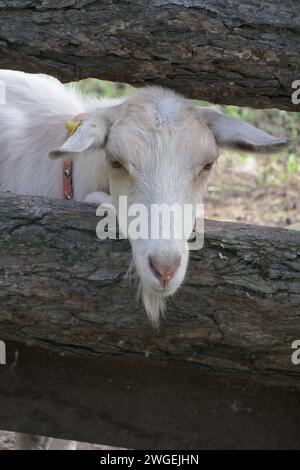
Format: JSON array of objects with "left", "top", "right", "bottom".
[
  {"left": 1, "top": 341, "right": 300, "bottom": 449},
  {"left": 0, "top": 192, "right": 299, "bottom": 387},
  {"left": 0, "top": 1, "right": 299, "bottom": 110}
]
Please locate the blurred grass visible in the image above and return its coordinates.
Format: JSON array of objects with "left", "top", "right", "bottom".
[{"left": 74, "top": 78, "right": 133, "bottom": 99}]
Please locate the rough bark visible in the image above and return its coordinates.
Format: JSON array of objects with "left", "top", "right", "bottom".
[
  {"left": 0, "top": 192, "right": 299, "bottom": 386},
  {"left": 0, "top": 1, "right": 299, "bottom": 110}
]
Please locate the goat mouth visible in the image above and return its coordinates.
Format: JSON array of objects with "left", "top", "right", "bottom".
[
  {"left": 151, "top": 286, "right": 166, "bottom": 293},
  {"left": 149, "top": 284, "right": 175, "bottom": 296}
]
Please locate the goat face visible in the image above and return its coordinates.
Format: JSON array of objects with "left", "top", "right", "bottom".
[{"left": 49, "top": 87, "right": 288, "bottom": 325}]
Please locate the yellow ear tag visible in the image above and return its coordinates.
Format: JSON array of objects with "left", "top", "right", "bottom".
[{"left": 65, "top": 119, "right": 81, "bottom": 136}]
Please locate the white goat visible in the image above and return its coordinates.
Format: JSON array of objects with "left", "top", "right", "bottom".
[
  {"left": 0, "top": 70, "right": 287, "bottom": 449},
  {"left": 0, "top": 70, "right": 288, "bottom": 324}
]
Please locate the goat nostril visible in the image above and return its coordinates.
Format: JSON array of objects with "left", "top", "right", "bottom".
[{"left": 148, "top": 255, "right": 181, "bottom": 287}]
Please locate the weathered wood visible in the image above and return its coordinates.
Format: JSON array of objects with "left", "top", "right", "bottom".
[
  {"left": 0, "top": 192, "right": 299, "bottom": 387},
  {"left": 0, "top": 1, "right": 299, "bottom": 111},
  {"left": 1, "top": 341, "right": 300, "bottom": 449}
]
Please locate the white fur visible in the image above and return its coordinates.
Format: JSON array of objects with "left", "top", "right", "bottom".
[{"left": 0, "top": 70, "right": 121, "bottom": 200}]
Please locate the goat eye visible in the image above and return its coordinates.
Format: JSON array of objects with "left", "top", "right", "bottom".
[
  {"left": 110, "top": 160, "right": 123, "bottom": 169},
  {"left": 203, "top": 162, "right": 214, "bottom": 171}
]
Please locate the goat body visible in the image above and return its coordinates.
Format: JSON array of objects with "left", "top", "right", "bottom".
[{"left": 0, "top": 70, "right": 120, "bottom": 200}]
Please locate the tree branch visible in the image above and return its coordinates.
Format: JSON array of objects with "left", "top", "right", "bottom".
[
  {"left": 0, "top": 192, "right": 299, "bottom": 385},
  {"left": 0, "top": 1, "right": 299, "bottom": 110}
]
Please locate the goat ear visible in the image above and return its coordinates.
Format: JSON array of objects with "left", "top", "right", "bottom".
[
  {"left": 49, "top": 116, "right": 108, "bottom": 160},
  {"left": 199, "top": 107, "right": 289, "bottom": 153}
]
